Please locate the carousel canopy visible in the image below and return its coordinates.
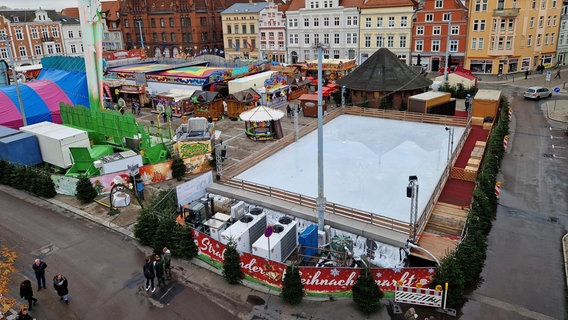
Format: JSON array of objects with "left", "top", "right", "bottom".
[{"left": 239, "top": 105, "right": 284, "bottom": 122}]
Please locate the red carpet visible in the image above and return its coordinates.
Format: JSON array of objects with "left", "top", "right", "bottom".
[{"left": 454, "top": 125, "right": 489, "bottom": 168}]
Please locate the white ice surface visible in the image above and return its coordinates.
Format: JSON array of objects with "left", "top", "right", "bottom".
[{"left": 236, "top": 114, "right": 465, "bottom": 223}]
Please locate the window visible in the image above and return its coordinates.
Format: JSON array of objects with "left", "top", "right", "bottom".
[
  {"left": 304, "top": 18, "right": 309, "bottom": 27},
  {"left": 324, "top": 17, "right": 329, "bottom": 26},
  {"left": 377, "top": 17, "right": 383, "bottom": 28},
  {"left": 15, "top": 29, "right": 23, "bottom": 40},
  {"left": 160, "top": 18, "right": 165, "bottom": 27},
  {"left": 387, "top": 35, "right": 394, "bottom": 47},
  {"left": 170, "top": 18, "right": 174, "bottom": 27},
  {"left": 42, "top": 28, "right": 49, "bottom": 39},
  {"left": 365, "top": 35, "right": 371, "bottom": 47},
  {"left": 547, "top": 16, "right": 551, "bottom": 27},
  {"left": 171, "top": 32, "right": 176, "bottom": 42},
  {"left": 554, "top": 16, "right": 558, "bottom": 27},
  {"left": 200, "top": 17, "right": 207, "bottom": 26},
  {"left": 473, "top": 20, "right": 485, "bottom": 31},
  {"left": 55, "top": 43, "right": 62, "bottom": 53},
  {"left": 433, "top": 26, "right": 441, "bottom": 35},
  {"left": 553, "top": 0, "right": 557, "bottom": 8},
  {"left": 68, "top": 31, "right": 74, "bottom": 38},
  {"left": 416, "top": 26, "right": 424, "bottom": 35},
  {"left": 0, "top": 48, "right": 6, "bottom": 59},
  {"left": 475, "top": 0, "right": 488, "bottom": 12},
  {"left": 346, "top": 33, "right": 357, "bottom": 44},
  {"left": 552, "top": 33, "right": 555, "bottom": 44},
  {"left": 539, "top": 16, "right": 543, "bottom": 28},
  {"left": 435, "top": 0, "right": 443, "bottom": 8},
  {"left": 450, "top": 40, "right": 458, "bottom": 52},
  {"left": 431, "top": 40, "right": 440, "bottom": 52},
  {"left": 250, "top": 25, "right": 255, "bottom": 34},
  {"left": 314, "top": 18, "right": 319, "bottom": 27},
  {"left": 162, "top": 32, "right": 167, "bottom": 42},
  {"left": 399, "top": 35, "right": 407, "bottom": 48},
  {"left": 443, "top": 13, "right": 451, "bottom": 21},
  {"left": 400, "top": 16, "right": 408, "bottom": 27},
  {"left": 388, "top": 17, "right": 395, "bottom": 28},
  {"left": 365, "top": 17, "right": 371, "bottom": 28},
  {"left": 334, "top": 17, "right": 340, "bottom": 26},
  {"left": 537, "top": 34, "right": 541, "bottom": 45},
  {"left": 530, "top": 17, "right": 534, "bottom": 28},
  {"left": 541, "top": 0, "right": 546, "bottom": 9},
  {"left": 347, "top": 16, "right": 353, "bottom": 26},
  {"left": 560, "top": 34, "right": 564, "bottom": 45},
  {"left": 528, "top": 35, "right": 533, "bottom": 46},
  {"left": 31, "top": 28, "right": 38, "bottom": 39},
  {"left": 415, "top": 40, "right": 423, "bottom": 51},
  {"left": 532, "top": 0, "right": 536, "bottom": 9},
  {"left": 508, "top": 19, "right": 514, "bottom": 30},
  {"left": 151, "top": 18, "right": 156, "bottom": 28},
  {"left": 324, "top": 33, "right": 329, "bottom": 44},
  {"left": 376, "top": 35, "right": 383, "bottom": 47},
  {"left": 334, "top": 33, "right": 340, "bottom": 44},
  {"left": 227, "top": 25, "right": 232, "bottom": 34},
  {"left": 305, "top": 34, "right": 310, "bottom": 44},
  {"left": 34, "top": 45, "right": 42, "bottom": 55},
  {"left": 314, "top": 34, "right": 319, "bottom": 44},
  {"left": 125, "top": 19, "right": 129, "bottom": 27},
  {"left": 19, "top": 46, "right": 27, "bottom": 57},
  {"left": 451, "top": 26, "right": 459, "bottom": 35},
  {"left": 471, "top": 38, "right": 477, "bottom": 50},
  {"left": 425, "top": 14, "right": 433, "bottom": 22},
  {"left": 478, "top": 38, "right": 484, "bottom": 49},
  {"left": 153, "top": 33, "right": 158, "bottom": 42}
]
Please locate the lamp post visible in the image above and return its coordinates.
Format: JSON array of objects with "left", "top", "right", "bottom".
[
  {"left": 443, "top": 12, "right": 452, "bottom": 82},
  {"left": 315, "top": 42, "right": 326, "bottom": 231},
  {"left": 445, "top": 127, "right": 454, "bottom": 162},
  {"left": 1, "top": 35, "right": 26, "bottom": 126},
  {"left": 406, "top": 176, "right": 419, "bottom": 241}
]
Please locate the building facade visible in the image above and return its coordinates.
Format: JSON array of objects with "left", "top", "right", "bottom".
[
  {"left": 60, "top": 15, "right": 84, "bottom": 57},
  {"left": 412, "top": 0, "right": 469, "bottom": 72},
  {"left": 359, "top": 0, "right": 415, "bottom": 65},
  {"left": 0, "top": 10, "right": 65, "bottom": 67},
  {"left": 258, "top": 1, "right": 288, "bottom": 63},
  {"left": 556, "top": 1, "right": 568, "bottom": 65},
  {"left": 285, "top": 0, "right": 361, "bottom": 64},
  {"left": 101, "top": 0, "right": 124, "bottom": 52},
  {"left": 221, "top": 2, "right": 268, "bottom": 60},
  {"left": 465, "top": 0, "right": 562, "bottom": 74}
]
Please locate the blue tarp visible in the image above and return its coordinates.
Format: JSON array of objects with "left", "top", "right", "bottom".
[
  {"left": 37, "top": 69, "right": 89, "bottom": 107},
  {"left": 1, "top": 84, "right": 53, "bottom": 125}
]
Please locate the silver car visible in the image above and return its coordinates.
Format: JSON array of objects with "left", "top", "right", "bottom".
[{"left": 524, "top": 86, "right": 552, "bottom": 100}]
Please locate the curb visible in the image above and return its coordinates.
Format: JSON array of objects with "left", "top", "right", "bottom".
[{"left": 563, "top": 234, "right": 568, "bottom": 291}]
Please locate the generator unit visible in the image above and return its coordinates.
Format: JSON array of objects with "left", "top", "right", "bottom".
[
  {"left": 252, "top": 216, "right": 298, "bottom": 262},
  {"left": 183, "top": 200, "right": 212, "bottom": 230},
  {"left": 220, "top": 208, "right": 266, "bottom": 253},
  {"left": 204, "top": 218, "right": 227, "bottom": 242}
]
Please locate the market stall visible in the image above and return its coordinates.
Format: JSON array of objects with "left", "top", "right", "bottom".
[
  {"left": 225, "top": 88, "right": 258, "bottom": 120},
  {"left": 298, "top": 93, "right": 326, "bottom": 118},
  {"left": 151, "top": 89, "right": 196, "bottom": 117},
  {"left": 191, "top": 91, "right": 224, "bottom": 120},
  {"left": 239, "top": 106, "right": 284, "bottom": 141},
  {"left": 118, "top": 84, "right": 149, "bottom": 111},
  {"left": 255, "top": 72, "right": 289, "bottom": 109},
  {"left": 302, "top": 59, "right": 357, "bottom": 84},
  {"left": 287, "top": 77, "right": 311, "bottom": 101}
]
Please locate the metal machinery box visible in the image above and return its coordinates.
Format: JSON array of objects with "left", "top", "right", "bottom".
[
  {"left": 20, "top": 122, "right": 90, "bottom": 169},
  {"left": 93, "top": 150, "right": 143, "bottom": 175},
  {"left": 204, "top": 218, "right": 227, "bottom": 242},
  {"left": 407, "top": 91, "right": 451, "bottom": 113},
  {"left": 221, "top": 209, "right": 267, "bottom": 253},
  {"left": 298, "top": 224, "right": 319, "bottom": 262},
  {"left": 252, "top": 217, "right": 298, "bottom": 263},
  {"left": 0, "top": 126, "right": 42, "bottom": 166}
]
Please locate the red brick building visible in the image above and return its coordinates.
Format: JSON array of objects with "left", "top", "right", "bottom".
[
  {"left": 411, "top": 0, "right": 469, "bottom": 72},
  {"left": 120, "top": 0, "right": 249, "bottom": 58}
]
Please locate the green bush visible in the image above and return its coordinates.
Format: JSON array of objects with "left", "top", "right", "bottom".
[
  {"left": 171, "top": 157, "right": 186, "bottom": 181},
  {"left": 76, "top": 177, "right": 98, "bottom": 203},
  {"left": 352, "top": 265, "right": 384, "bottom": 314}
]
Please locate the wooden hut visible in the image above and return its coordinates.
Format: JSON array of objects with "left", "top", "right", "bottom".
[
  {"left": 298, "top": 93, "right": 326, "bottom": 117},
  {"left": 225, "top": 89, "right": 258, "bottom": 120},
  {"left": 191, "top": 91, "right": 224, "bottom": 120},
  {"left": 287, "top": 77, "right": 311, "bottom": 101}
]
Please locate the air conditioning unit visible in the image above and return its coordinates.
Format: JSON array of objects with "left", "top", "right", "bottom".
[
  {"left": 220, "top": 210, "right": 266, "bottom": 253},
  {"left": 252, "top": 217, "right": 298, "bottom": 262},
  {"left": 204, "top": 218, "right": 227, "bottom": 242},
  {"left": 230, "top": 201, "right": 245, "bottom": 221}
]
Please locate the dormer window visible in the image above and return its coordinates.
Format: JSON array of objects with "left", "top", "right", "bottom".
[{"left": 13, "top": 16, "right": 19, "bottom": 22}]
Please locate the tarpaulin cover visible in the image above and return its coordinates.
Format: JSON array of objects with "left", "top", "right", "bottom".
[
  {"left": 37, "top": 69, "right": 89, "bottom": 107},
  {"left": 0, "top": 79, "right": 73, "bottom": 129}
]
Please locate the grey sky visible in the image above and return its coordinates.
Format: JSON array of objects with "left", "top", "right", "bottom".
[{"left": 2, "top": 1, "right": 115, "bottom": 12}]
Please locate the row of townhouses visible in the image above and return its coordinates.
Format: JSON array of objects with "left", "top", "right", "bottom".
[{"left": 0, "top": 0, "right": 567, "bottom": 75}]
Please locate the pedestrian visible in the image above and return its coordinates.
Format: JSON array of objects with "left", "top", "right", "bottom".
[
  {"left": 465, "top": 94, "right": 472, "bottom": 112},
  {"left": 555, "top": 68, "right": 561, "bottom": 79},
  {"left": 19, "top": 280, "right": 38, "bottom": 311},
  {"left": 525, "top": 69, "right": 529, "bottom": 79},
  {"left": 16, "top": 305, "right": 35, "bottom": 320},
  {"left": 161, "top": 111, "right": 167, "bottom": 123},
  {"left": 154, "top": 254, "right": 166, "bottom": 286},
  {"left": 53, "top": 274, "right": 69, "bottom": 304},
  {"left": 286, "top": 105, "right": 292, "bottom": 118},
  {"left": 32, "top": 259, "right": 47, "bottom": 291},
  {"left": 163, "top": 247, "right": 172, "bottom": 280},
  {"left": 143, "top": 256, "right": 156, "bottom": 292},
  {"left": 136, "top": 176, "right": 145, "bottom": 200},
  {"left": 131, "top": 102, "right": 136, "bottom": 114}
]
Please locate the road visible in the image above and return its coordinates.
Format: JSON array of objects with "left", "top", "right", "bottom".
[
  {"left": 0, "top": 189, "right": 241, "bottom": 320},
  {"left": 461, "top": 85, "right": 568, "bottom": 319}
]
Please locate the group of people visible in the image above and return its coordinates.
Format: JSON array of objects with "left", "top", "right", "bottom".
[
  {"left": 286, "top": 104, "right": 302, "bottom": 119},
  {"left": 17, "top": 259, "right": 70, "bottom": 320},
  {"left": 143, "top": 247, "right": 172, "bottom": 293}
]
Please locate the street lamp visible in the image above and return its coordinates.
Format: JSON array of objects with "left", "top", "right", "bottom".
[
  {"left": 314, "top": 42, "right": 327, "bottom": 231},
  {"left": 406, "top": 175, "right": 419, "bottom": 241},
  {"left": 137, "top": 20, "right": 145, "bottom": 49},
  {"left": 445, "top": 127, "right": 454, "bottom": 162},
  {"left": 1, "top": 35, "right": 26, "bottom": 126}
]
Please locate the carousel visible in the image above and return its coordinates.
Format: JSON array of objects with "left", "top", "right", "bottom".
[{"left": 239, "top": 106, "right": 285, "bottom": 141}]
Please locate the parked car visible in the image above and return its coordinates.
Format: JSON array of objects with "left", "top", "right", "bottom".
[{"left": 524, "top": 86, "right": 552, "bottom": 100}]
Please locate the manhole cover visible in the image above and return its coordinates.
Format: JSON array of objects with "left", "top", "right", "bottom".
[
  {"left": 246, "top": 295, "right": 265, "bottom": 306},
  {"left": 543, "top": 153, "right": 554, "bottom": 158}
]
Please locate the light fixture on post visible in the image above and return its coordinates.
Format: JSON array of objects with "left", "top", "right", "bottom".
[
  {"left": 1, "top": 35, "right": 26, "bottom": 126},
  {"left": 445, "top": 127, "right": 454, "bottom": 162},
  {"left": 406, "top": 175, "right": 419, "bottom": 241},
  {"left": 314, "top": 42, "right": 327, "bottom": 232}
]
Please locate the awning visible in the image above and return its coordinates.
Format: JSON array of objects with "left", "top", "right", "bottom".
[
  {"left": 239, "top": 105, "right": 285, "bottom": 122},
  {"left": 326, "top": 83, "right": 340, "bottom": 90}
]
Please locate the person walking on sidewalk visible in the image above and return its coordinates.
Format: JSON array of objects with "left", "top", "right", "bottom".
[
  {"left": 53, "top": 274, "right": 69, "bottom": 304},
  {"left": 16, "top": 305, "right": 35, "bottom": 320},
  {"left": 32, "top": 259, "right": 47, "bottom": 291},
  {"left": 555, "top": 68, "right": 561, "bottom": 79},
  {"left": 163, "top": 247, "right": 172, "bottom": 280},
  {"left": 143, "top": 256, "right": 155, "bottom": 292},
  {"left": 154, "top": 254, "right": 166, "bottom": 286},
  {"left": 19, "top": 280, "right": 38, "bottom": 310}
]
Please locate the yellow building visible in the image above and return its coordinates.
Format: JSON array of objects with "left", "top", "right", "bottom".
[
  {"left": 221, "top": 2, "right": 268, "bottom": 60},
  {"left": 465, "top": 0, "right": 562, "bottom": 75}
]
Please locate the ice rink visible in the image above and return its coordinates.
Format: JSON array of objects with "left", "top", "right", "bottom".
[{"left": 236, "top": 114, "right": 466, "bottom": 223}]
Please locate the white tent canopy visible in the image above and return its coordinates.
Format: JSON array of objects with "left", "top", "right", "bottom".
[{"left": 239, "top": 106, "right": 284, "bottom": 122}]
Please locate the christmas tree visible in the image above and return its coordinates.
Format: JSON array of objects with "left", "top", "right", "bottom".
[
  {"left": 171, "top": 224, "right": 198, "bottom": 259},
  {"left": 75, "top": 177, "right": 98, "bottom": 203},
  {"left": 222, "top": 239, "right": 243, "bottom": 284},
  {"left": 280, "top": 263, "right": 304, "bottom": 305},
  {"left": 352, "top": 265, "right": 384, "bottom": 314}
]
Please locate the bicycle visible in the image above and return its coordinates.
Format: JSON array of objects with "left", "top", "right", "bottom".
[{"left": 497, "top": 73, "right": 508, "bottom": 81}]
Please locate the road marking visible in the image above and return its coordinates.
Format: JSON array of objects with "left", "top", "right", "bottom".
[
  {"left": 468, "top": 293, "right": 557, "bottom": 320},
  {"left": 552, "top": 145, "right": 567, "bottom": 149},
  {"left": 553, "top": 154, "right": 568, "bottom": 159}
]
